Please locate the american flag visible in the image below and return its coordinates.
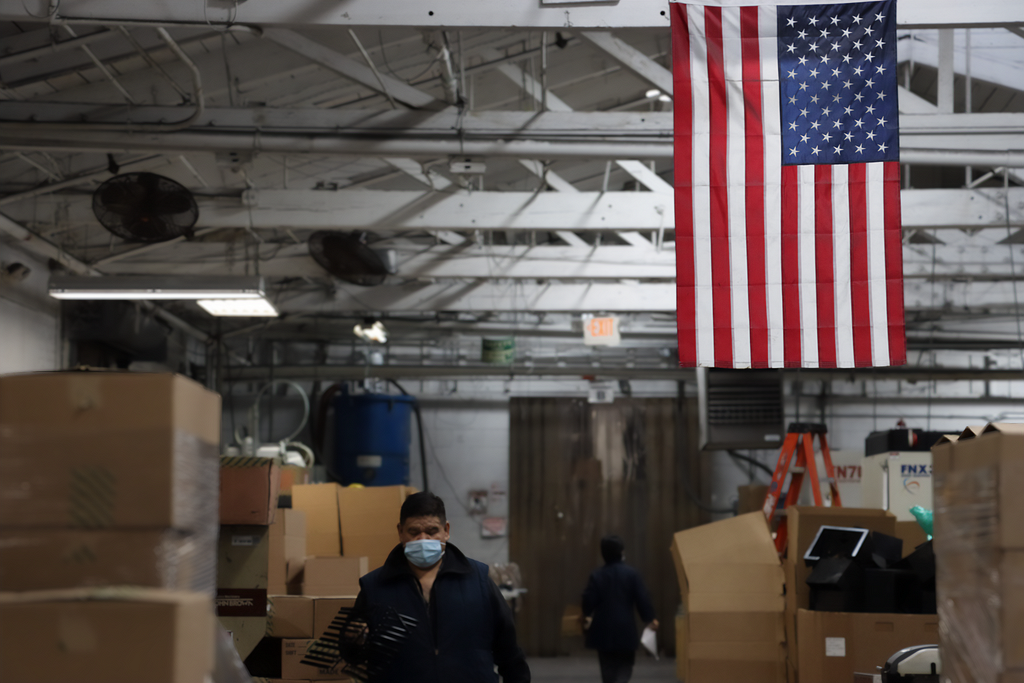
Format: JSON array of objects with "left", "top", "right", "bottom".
[{"left": 670, "top": 0, "right": 906, "bottom": 368}]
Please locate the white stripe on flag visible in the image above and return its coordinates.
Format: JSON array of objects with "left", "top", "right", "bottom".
[
  {"left": 866, "top": 161, "right": 890, "bottom": 364},
  {"left": 723, "top": 7, "right": 750, "bottom": 367},
  {"left": 689, "top": 5, "right": 715, "bottom": 367},
  {"left": 759, "top": 5, "right": 783, "bottom": 368},
  {"left": 797, "top": 164, "right": 818, "bottom": 366},
  {"left": 832, "top": 164, "right": 855, "bottom": 367}
]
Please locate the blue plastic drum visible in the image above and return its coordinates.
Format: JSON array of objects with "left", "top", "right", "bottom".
[{"left": 332, "top": 393, "right": 416, "bottom": 486}]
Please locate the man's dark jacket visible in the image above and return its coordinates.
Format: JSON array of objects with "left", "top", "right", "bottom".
[
  {"left": 581, "top": 559, "right": 656, "bottom": 652},
  {"left": 352, "top": 542, "right": 530, "bottom": 683}
]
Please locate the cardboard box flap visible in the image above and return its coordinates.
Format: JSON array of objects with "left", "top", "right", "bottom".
[
  {"left": 673, "top": 512, "right": 780, "bottom": 567},
  {"left": 982, "top": 422, "right": 1024, "bottom": 436},
  {"left": 933, "top": 434, "right": 960, "bottom": 445},
  {"left": 958, "top": 425, "right": 986, "bottom": 440}
]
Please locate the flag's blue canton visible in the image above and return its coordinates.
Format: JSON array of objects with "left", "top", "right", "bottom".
[{"left": 778, "top": 1, "right": 899, "bottom": 166}]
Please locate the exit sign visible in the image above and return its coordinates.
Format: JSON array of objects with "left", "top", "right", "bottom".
[{"left": 583, "top": 315, "right": 621, "bottom": 346}]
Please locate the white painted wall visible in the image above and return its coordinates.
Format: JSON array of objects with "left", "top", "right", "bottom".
[{"left": 0, "top": 240, "right": 61, "bottom": 375}]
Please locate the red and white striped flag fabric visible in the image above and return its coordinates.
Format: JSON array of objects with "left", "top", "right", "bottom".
[{"left": 671, "top": 0, "right": 906, "bottom": 368}]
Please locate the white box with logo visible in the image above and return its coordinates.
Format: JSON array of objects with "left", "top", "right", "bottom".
[{"left": 862, "top": 451, "right": 932, "bottom": 521}]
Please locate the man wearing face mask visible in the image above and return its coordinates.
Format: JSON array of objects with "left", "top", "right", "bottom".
[{"left": 350, "top": 492, "right": 531, "bottom": 683}]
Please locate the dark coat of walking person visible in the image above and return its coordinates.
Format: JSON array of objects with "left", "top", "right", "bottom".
[
  {"left": 581, "top": 535, "right": 658, "bottom": 683},
  {"left": 351, "top": 492, "right": 531, "bottom": 683}
]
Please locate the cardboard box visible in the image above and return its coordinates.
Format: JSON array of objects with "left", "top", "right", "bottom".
[
  {"left": 795, "top": 610, "right": 939, "bottom": 683},
  {"left": 292, "top": 483, "right": 344, "bottom": 557},
  {"left": 282, "top": 638, "right": 351, "bottom": 680},
  {"left": 217, "top": 525, "right": 271, "bottom": 617},
  {"left": 949, "top": 423, "right": 1024, "bottom": 549},
  {"left": 672, "top": 514, "right": 786, "bottom": 683},
  {"left": 0, "top": 528, "right": 215, "bottom": 594},
  {"left": 337, "top": 486, "right": 414, "bottom": 571},
  {"left": 302, "top": 556, "right": 369, "bottom": 597},
  {"left": 688, "top": 642, "right": 787, "bottom": 683},
  {"left": 0, "top": 372, "right": 220, "bottom": 530},
  {"left": 0, "top": 588, "right": 215, "bottom": 683},
  {"left": 267, "top": 596, "right": 315, "bottom": 638},
  {"left": 314, "top": 597, "right": 357, "bottom": 639},
  {"left": 1002, "top": 551, "right": 1024, "bottom": 669},
  {"left": 292, "top": 484, "right": 415, "bottom": 570},
  {"left": 783, "top": 506, "right": 896, "bottom": 675},
  {"left": 221, "top": 457, "right": 281, "bottom": 525},
  {"left": 269, "top": 509, "right": 307, "bottom": 595}
]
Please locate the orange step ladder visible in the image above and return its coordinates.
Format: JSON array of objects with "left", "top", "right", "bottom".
[{"left": 762, "top": 422, "right": 842, "bottom": 553}]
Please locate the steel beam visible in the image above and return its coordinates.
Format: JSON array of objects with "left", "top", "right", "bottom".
[
  {"left": 12, "top": 187, "right": 1022, "bottom": 232},
  {"left": 101, "top": 244, "right": 678, "bottom": 279},
  {"left": 3, "top": 0, "right": 1019, "bottom": 29},
  {"left": 579, "top": 32, "right": 673, "bottom": 94},
  {"left": 263, "top": 28, "right": 442, "bottom": 110}
]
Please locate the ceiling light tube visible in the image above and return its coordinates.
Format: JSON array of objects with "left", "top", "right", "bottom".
[
  {"left": 197, "top": 298, "right": 278, "bottom": 317},
  {"left": 49, "top": 275, "right": 267, "bottom": 300}
]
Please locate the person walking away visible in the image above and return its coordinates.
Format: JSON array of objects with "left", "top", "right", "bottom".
[
  {"left": 581, "top": 535, "right": 658, "bottom": 683},
  {"left": 351, "top": 492, "right": 530, "bottom": 683}
]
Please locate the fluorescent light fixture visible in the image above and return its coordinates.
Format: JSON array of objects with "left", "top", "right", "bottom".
[
  {"left": 49, "top": 275, "right": 267, "bottom": 300},
  {"left": 197, "top": 298, "right": 279, "bottom": 317},
  {"left": 353, "top": 320, "right": 388, "bottom": 344},
  {"left": 645, "top": 88, "right": 662, "bottom": 99},
  {"left": 658, "top": 94, "right": 672, "bottom": 103}
]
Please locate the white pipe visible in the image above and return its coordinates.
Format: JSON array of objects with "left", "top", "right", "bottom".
[{"left": 2, "top": 127, "right": 1020, "bottom": 166}]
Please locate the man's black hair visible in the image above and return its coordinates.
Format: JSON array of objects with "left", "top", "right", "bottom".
[
  {"left": 600, "top": 535, "right": 624, "bottom": 564},
  {"left": 400, "top": 491, "right": 447, "bottom": 525}
]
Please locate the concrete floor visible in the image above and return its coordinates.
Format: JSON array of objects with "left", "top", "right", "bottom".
[{"left": 527, "top": 655, "right": 677, "bottom": 682}]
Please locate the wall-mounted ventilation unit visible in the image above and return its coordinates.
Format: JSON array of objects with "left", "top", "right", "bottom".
[{"left": 697, "top": 368, "right": 784, "bottom": 450}]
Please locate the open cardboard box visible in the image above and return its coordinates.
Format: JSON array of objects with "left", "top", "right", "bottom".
[
  {"left": 672, "top": 513, "right": 786, "bottom": 683},
  {"left": 783, "top": 506, "right": 896, "bottom": 681}
]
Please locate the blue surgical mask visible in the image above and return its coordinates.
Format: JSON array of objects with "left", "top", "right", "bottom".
[{"left": 404, "top": 539, "right": 445, "bottom": 568}]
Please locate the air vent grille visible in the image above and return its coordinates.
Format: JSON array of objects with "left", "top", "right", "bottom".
[{"left": 700, "top": 369, "right": 784, "bottom": 450}]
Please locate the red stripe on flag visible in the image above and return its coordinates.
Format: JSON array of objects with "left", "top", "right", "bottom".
[
  {"left": 705, "top": 7, "right": 732, "bottom": 367},
  {"left": 815, "top": 166, "right": 837, "bottom": 368},
  {"left": 848, "top": 163, "right": 872, "bottom": 366},
  {"left": 672, "top": 5, "right": 697, "bottom": 367},
  {"left": 883, "top": 161, "right": 906, "bottom": 365},
  {"left": 741, "top": 6, "right": 768, "bottom": 369},
  {"left": 781, "top": 165, "right": 801, "bottom": 367}
]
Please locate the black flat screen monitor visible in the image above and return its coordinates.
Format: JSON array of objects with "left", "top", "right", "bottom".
[{"left": 803, "top": 525, "right": 869, "bottom": 564}]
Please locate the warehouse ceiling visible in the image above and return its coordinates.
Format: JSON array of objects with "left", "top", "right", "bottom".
[{"left": 1, "top": 1, "right": 1023, "bottom": 373}]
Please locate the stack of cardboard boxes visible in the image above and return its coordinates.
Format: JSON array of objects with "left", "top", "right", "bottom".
[
  {"left": 237, "top": 482, "right": 412, "bottom": 682},
  {"left": 933, "top": 424, "right": 1024, "bottom": 683},
  {"left": 293, "top": 483, "right": 417, "bottom": 573},
  {"left": 0, "top": 372, "right": 220, "bottom": 683},
  {"left": 671, "top": 512, "right": 787, "bottom": 683},
  {"left": 784, "top": 507, "right": 938, "bottom": 683}
]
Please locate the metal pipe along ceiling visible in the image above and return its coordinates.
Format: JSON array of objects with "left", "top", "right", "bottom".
[{"left": 0, "top": 131, "right": 1020, "bottom": 167}]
